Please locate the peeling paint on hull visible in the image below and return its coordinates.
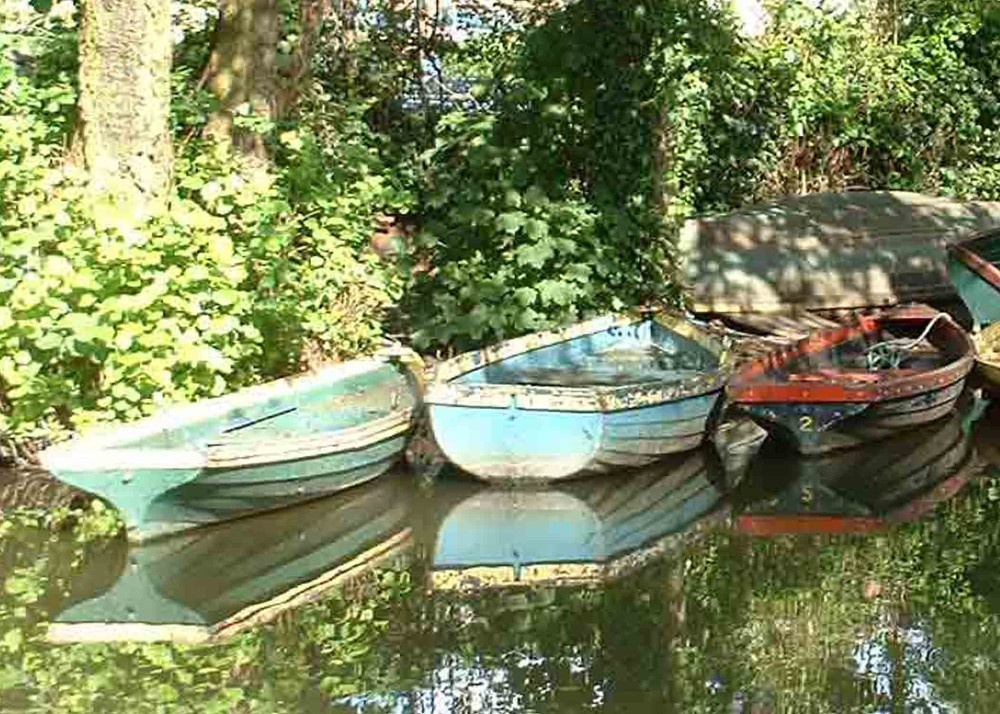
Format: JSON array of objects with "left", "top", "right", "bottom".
[
  {"left": 40, "top": 356, "right": 422, "bottom": 542},
  {"left": 430, "top": 391, "right": 722, "bottom": 481},
  {"left": 424, "top": 312, "right": 730, "bottom": 482}
]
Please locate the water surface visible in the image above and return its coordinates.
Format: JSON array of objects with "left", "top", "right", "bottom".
[{"left": 2, "top": 402, "right": 1000, "bottom": 712}]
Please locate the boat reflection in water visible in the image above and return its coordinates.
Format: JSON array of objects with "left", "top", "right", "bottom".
[
  {"left": 47, "top": 473, "right": 414, "bottom": 645},
  {"left": 428, "top": 446, "right": 737, "bottom": 591},
  {"left": 733, "top": 407, "right": 979, "bottom": 537}
]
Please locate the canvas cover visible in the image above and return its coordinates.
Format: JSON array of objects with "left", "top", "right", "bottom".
[{"left": 679, "top": 191, "right": 1000, "bottom": 314}]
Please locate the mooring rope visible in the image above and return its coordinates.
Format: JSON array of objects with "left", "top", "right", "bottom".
[{"left": 864, "top": 312, "right": 948, "bottom": 370}]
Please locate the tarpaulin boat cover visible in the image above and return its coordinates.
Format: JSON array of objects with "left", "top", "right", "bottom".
[{"left": 679, "top": 191, "right": 1000, "bottom": 314}]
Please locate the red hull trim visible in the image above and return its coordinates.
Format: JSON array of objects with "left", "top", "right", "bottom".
[
  {"left": 737, "top": 514, "right": 883, "bottom": 536},
  {"left": 728, "top": 306, "right": 974, "bottom": 405}
]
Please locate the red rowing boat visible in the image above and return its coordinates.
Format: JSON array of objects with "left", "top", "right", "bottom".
[{"left": 727, "top": 305, "right": 974, "bottom": 454}]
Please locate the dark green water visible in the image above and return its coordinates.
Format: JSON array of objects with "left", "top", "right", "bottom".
[{"left": 3, "top": 402, "right": 1000, "bottom": 712}]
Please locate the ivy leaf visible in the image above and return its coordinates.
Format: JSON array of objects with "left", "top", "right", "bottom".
[
  {"left": 524, "top": 218, "right": 549, "bottom": 241},
  {"left": 503, "top": 189, "right": 522, "bottom": 208},
  {"left": 2, "top": 629, "right": 22, "bottom": 653},
  {"left": 537, "top": 279, "right": 577, "bottom": 306},
  {"left": 34, "top": 333, "right": 63, "bottom": 351},
  {"left": 566, "top": 263, "right": 592, "bottom": 282},
  {"left": 515, "top": 307, "right": 544, "bottom": 330},
  {"left": 513, "top": 287, "right": 538, "bottom": 306},
  {"left": 496, "top": 211, "right": 527, "bottom": 234},
  {"left": 514, "top": 241, "right": 555, "bottom": 269}
]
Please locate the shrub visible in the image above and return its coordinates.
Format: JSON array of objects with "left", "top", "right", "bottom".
[{"left": 0, "top": 4, "right": 407, "bottom": 441}]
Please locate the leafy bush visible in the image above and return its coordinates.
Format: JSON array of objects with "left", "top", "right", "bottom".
[
  {"left": 406, "top": 0, "right": 742, "bottom": 350},
  {"left": 406, "top": 113, "right": 614, "bottom": 350},
  {"left": 6, "top": 0, "right": 1000, "bottom": 439},
  {"left": 727, "top": 2, "right": 1000, "bottom": 199},
  {"left": 0, "top": 3, "right": 407, "bottom": 441}
]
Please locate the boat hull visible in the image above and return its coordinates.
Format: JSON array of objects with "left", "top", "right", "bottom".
[
  {"left": 947, "top": 253, "right": 1000, "bottom": 327},
  {"left": 741, "top": 378, "right": 965, "bottom": 455},
  {"left": 41, "top": 357, "right": 420, "bottom": 542},
  {"left": 683, "top": 191, "right": 1000, "bottom": 314},
  {"left": 425, "top": 312, "right": 730, "bottom": 482},
  {"left": 971, "top": 326, "right": 1000, "bottom": 395},
  {"left": 428, "top": 390, "right": 722, "bottom": 481},
  {"left": 977, "top": 357, "right": 1000, "bottom": 394},
  {"left": 57, "top": 431, "right": 410, "bottom": 543}
]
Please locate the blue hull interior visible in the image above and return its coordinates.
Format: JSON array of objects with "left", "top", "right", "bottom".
[{"left": 457, "top": 319, "right": 718, "bottom": 388}]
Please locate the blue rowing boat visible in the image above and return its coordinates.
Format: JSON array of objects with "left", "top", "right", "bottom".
[
  {"left": 424, "top": 312, "right": 731, "bottom": 482},
  {"left": 947, "top": 227, "right": 1000, "bottom": 327},
  {"left": 947, "top": 228, "right": 1000, "bottom": 390}
]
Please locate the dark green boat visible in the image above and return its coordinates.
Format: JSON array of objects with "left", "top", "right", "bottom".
[
  {"left": 948, "top": 227, "right": 1000, "bottom": 328},
  {"left": 39, "top": 354, "right": 422, "bottom": 542},
  {"left": 947, "top": 227, "right": 1000, "bottom": 389}
]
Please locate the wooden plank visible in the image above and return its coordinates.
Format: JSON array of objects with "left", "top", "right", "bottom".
[{"left": 680, "top": 191, "right": 1000, "bottom": 314}]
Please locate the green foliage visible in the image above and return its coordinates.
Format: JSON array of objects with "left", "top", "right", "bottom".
[
  {"left": 0, "top": 2, "right": 407, "bottom": 439},
  {"left": 407, "top": 112, "right": 618, "bottom": 349},
  {"left": 729, "top": 1, "right": 1000, "bottom": 199},
  {"left": 6, "top": 0, "right": 1000, "bottom": 431},
  {"left": 407, "top": 0, "right": 742, "bottom": 349}
]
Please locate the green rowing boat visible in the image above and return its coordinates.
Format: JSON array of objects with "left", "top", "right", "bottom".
[{"left": 39, "top": 353, "right": 422, "bottom": 542}]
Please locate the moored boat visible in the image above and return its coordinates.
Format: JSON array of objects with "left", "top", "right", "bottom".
[
  {"left": 947, "top": 227, "right": 1000, "bottom": 327},
  {"left": 39, "top": 353, "right": 422, "bottom": 542},
  {"left": 424, "top": 312, "right": 731, "bottom": 482},
  {"left": 947, "top": 228, "right": 1000, "bottom": 391},
  {"left": 972, "top": 323, "right": 1000, "bottom": 392},
  {"left": 682, "top": 191, "right": 1000, "bottom": 314},
  {"left": 47, "top": 474, "right": 414, "bottom": 644},
  {"left": 727, "top": 305, "right": 974, "bottom": 455},
  {"left": 733, "top": 408, "right": 976, "bottom": 536},
  {"left": 428, "top": 447, "right": 731, "bottom": 591}
]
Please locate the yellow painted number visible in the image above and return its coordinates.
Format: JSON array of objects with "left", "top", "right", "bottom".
[{"left": 799, "top": 415, "right": 814, "bottom": 432}]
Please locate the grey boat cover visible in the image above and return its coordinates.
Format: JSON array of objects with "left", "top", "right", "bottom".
[{"left": 679, "top": 191, "right": 1000, "bottom": 314}]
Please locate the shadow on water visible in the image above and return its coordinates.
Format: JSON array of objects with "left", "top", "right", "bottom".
[{"left": 3, "top": 397, "right": 1000, "bottom": 711}]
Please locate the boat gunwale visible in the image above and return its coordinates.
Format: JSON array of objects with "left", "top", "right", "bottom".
[
  {"left": 947, "top": 226, "right": 1000, "bottom": 295},
  {"left": 424, "top": 311, "right": 731, "bottom": 413},
  {"left": 727, "top": 305, "right": 974, "bottom": 405},
  {"left": 39, "top": 354, "right": 418, "bottom": 473},
  {"left": 205, "top": 409, "right": 414, "bottom": 469}
]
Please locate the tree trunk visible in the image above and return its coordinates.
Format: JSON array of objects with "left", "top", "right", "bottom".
[
  {"left": 291, "top": 0, "right": 333, "bottom": 93},
  {"left": 73, "top": 0, "right": 173, "bottom": 211},
  {"left": 651, "top": 100, "right": 673, "bottom": 222},
  {"left": 204, "top": 0, "right": 280, "bottom": 160}
]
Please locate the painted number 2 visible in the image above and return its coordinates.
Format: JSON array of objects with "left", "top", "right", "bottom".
[{"left": 799, "top": 415, "right": 814, "bottom": 432}]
